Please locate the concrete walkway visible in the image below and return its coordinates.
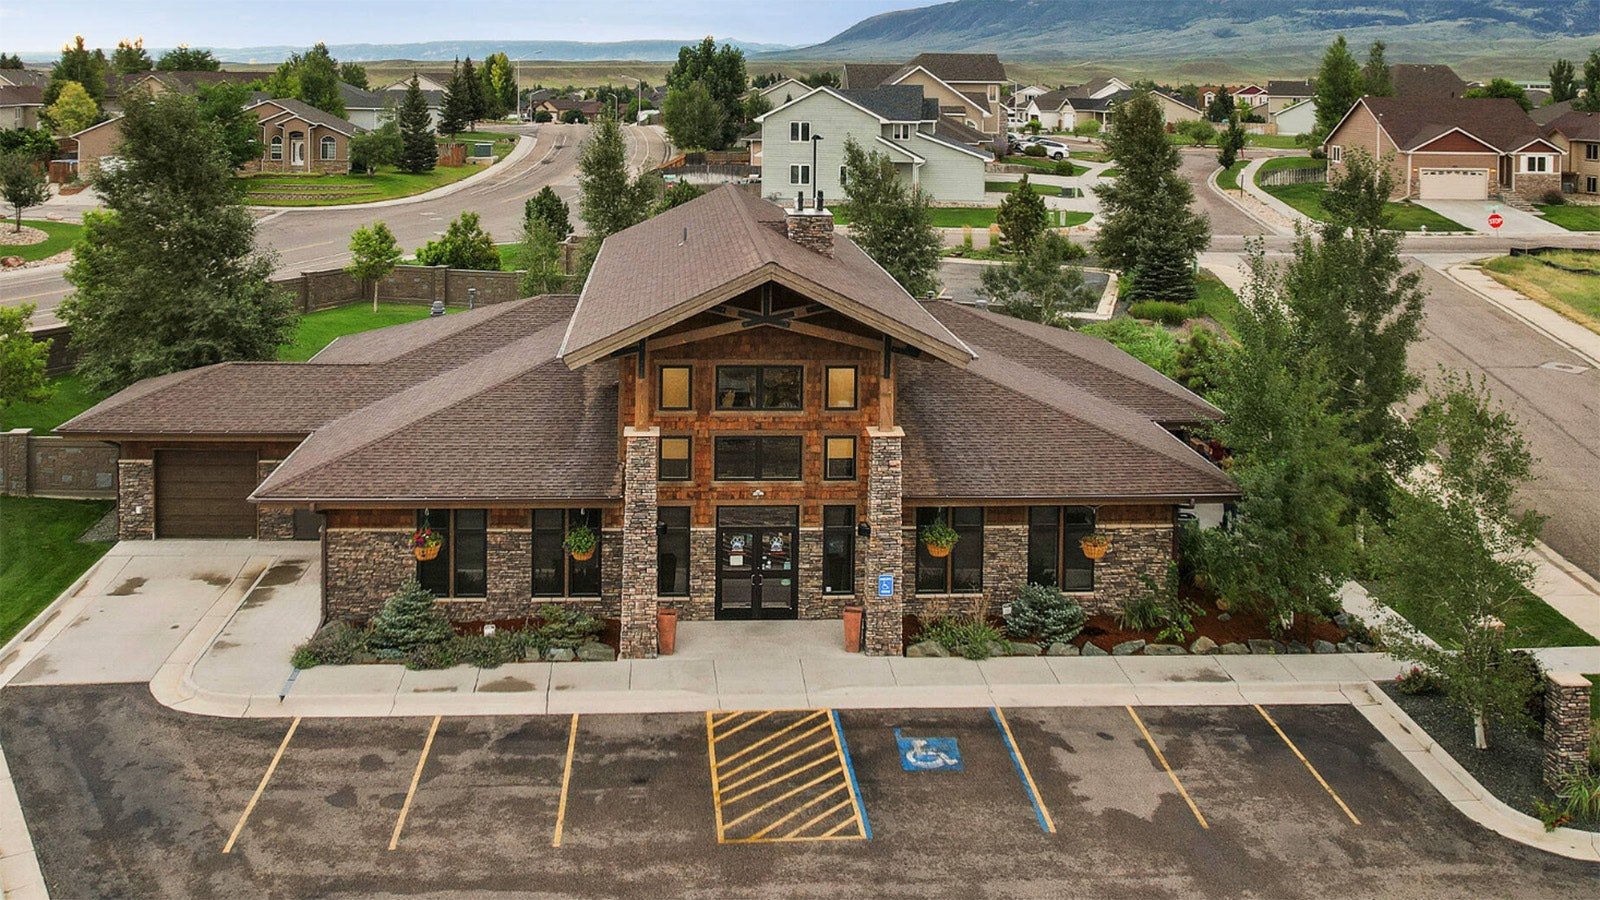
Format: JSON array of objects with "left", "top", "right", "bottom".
[
  {"left": 1431, "top": 259, "right": 1600, "bottom": 369},
  {"left": 1414, "top": 199, "right": 1571, "bottom": 236}
]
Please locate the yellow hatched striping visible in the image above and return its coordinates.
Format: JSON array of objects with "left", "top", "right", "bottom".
[{"left": 706, "top": 710, "right": 867, "bottom": 844}]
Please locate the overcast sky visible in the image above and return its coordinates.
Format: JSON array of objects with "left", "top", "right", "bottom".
[{"left": 1, "top": 0, "right": 942, "bottom": 53}]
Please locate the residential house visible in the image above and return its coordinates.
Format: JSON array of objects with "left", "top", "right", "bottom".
[
  {"left": 1542, "top": 110, "right": 1600, "bottom": 200},
  {"left": 380, "top": 73, "right": 452, "bottom": 94},
  {"left": 377, "top": 80, "right": 445, "bottom": 129},
  {"left": 1265, "top": 80, "right": 1314, "bottom": 115},
  {"left": 542, "top": 98, "right": 603, "bottom": 121},
  {"left": 0, "top": 69, "right": 50, "bottom": 90},
  {"left": 57, "top": 185, "right": 1235, "bottom": 658},
  {"left": 1231, "top": 84, "right": 1269, "bottom": 110},
  {"left": 1069, "top": 89, "right": 1201, "bottom": 131},
  {"left": 244, "top": 97, "right": 360, "bottom": 174},
  {"left": 339, "top": 82, "right": 393, "bottom": 130},
  {"left": 1270, "top": 98, "right": 1316, "bottom": 137},
  {"left": 756, "top": 84, "right": 992, "bottom": 204},
  {"left": 1005, "top": 84, "right": 1050, "bottom": 124},
  {"left": 1323, "top": 96, "right": 1564, "bottom": 201},
  {"left": 0, "top": 85, "right": 43, "bottom": 130},
  {"left": 1390, "top": 64, "right": 1468, "bottom": 99},
  {"left": 102, "top": 70, "right": 260, "bottom": 114},
  {"left": 757, "top": 78, "right": 809, "bottom": 108},
  {"left": 841, "top": 54, "right": 1008, "bottom": 138},
  {"left": 1532, "top": 100, "right": 1575, "bottom": 127},
  {"left": 1024, "top": 89, "right": 1076, "bottom": 131},
  {"left": 67, "top": 116, "right": 124, "bottom": 176}
]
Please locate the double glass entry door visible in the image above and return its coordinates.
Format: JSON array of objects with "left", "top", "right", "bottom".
[{"left": 715, "top": 507, "right": 798, "bottom": 620}]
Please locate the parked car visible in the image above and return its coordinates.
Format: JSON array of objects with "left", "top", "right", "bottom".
[{"left": 1032, "top": 139, "right": 1071, "bottom": 160}]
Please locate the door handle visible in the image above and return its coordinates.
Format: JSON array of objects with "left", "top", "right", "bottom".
[{"left": 751, "top": 573, "right": 764, "bottom": 586}]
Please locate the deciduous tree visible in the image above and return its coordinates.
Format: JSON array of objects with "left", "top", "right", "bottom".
[
  {"left": 60, "top": 91, "right": 295, "bottom": 393},
  {"left": 481, "top": 53, "right": 515, "bottom": 120},
  {"left": 268, "top": 42, "right": 345, "bottom": 118},
  {"left": 840, "top": 137, "right": 941, "bottom": 298},
  {"left": 0, "top": 150, "right": 50, "bottom": 232},
  {"left": 1463, "top": 78, "right": 1533, "bottom": 112},
  {"left": 396, "top": 76, "right": 437, "bottom": 174},
  {"left": 44, "top": 81, "right": 97, "bottom": 136},
  {"left": 576, "top": 116, "right": 655, "bottom": 244},
  {"left": 346, "top": 222, "right": 402, "bottom": 311},
  {"left": 350, "top": 120, "right": 401, "bottom": 174},
  {"left": 1549, "top": 58, "right": 1578, "bottom": 104},
  {"left": 414, "top": 211, "right": 499, "bottom": 270},
  {"left": 517, "top": 220, "right": 569, "bottom": 296},
  {"left": 662, "top": 79, "right": 727, "bottom": 150},
  {"left": 0, "top": 303, "right": 52, "bottom": 418},
  {"left": 155, "top": 45, "right": 219, "bottom": 72},
  {"left": 111, "top": 38, "right": 152, "bottom": 75},
  {"left": 195, "top": 81, "right": 261, "bottom": 169},
  {"left": 523, "top": 185, "right": 572, "bottom": 241},
  {"left": 338, "top": 62, "right": 369, "bottom": 91},
  {"left": 979, "top": 231, "right": 1093, "bottom": 327},
  {"left": 656, "top": 179, "right": 703, "bottom": 213},
  {"left": 665, "top": 37, "right": 748, "bottom": 150}
]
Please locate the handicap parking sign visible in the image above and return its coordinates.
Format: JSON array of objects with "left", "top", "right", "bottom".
[
  {"left": 877, "top": 574, "right": 894, "bottom": 597},
  {"left": 895, "top": 728, "right": 962, "bottom": 771}
]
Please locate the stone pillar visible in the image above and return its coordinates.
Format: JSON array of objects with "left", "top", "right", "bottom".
[
  {"left": 619, "top": 427, "right": 660, "bottom": 659},
  {"left": 863, "top": 427, "right": 904, "bottom": 656},
  {"left": 256, "top": 459, "right": 296, "bottom": 540},
  {"left": 1, "top": 428, "right": 31, "bottom": 496},
  {"left": 117, "top": 458, "right": 155, "bottom": 540},
  {"left": 1543, "top": 672, "right": 1594, "bottom": 791}
]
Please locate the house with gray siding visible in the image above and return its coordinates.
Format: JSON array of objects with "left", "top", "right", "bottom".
[{"left": 756, "top": 85, "right": 991, "bottom": 205}]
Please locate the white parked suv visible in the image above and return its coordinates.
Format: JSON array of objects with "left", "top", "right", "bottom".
[{"left": 1032, "top": 139, "right": 1071, "bottom": 160}]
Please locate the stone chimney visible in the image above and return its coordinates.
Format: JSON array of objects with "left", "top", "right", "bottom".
[{"left": 784, "top": 193, "right": 834, "bottom": 258}]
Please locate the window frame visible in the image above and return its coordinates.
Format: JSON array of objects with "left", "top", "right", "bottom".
[
  {"left": 823, "top": 435, "right": 857, "bottom": 481},
  {"left": 532, "top": 508, "right": 602, "bottom": 597},
  {"left": 713, "top": 435, "right": 804, "bottom": 481},
  {"left": 715, "top": 365, "right": 803, "bottom": 411},
  {"left": 789, "top": 163, "right": 810, "bottom": 185},
  {"left": 1589, "top": 175, "right": 1599, "bottom": 194},
  {"left": 789, "top": 121, "right": 811, "bottom": 142},
  {"left": 1587, "top": 144, "right": 1599, "bottom": 161},
  {"left": 657, "top": 507, "right": 691, "bottom": 597},
  {"left": 1524, "top": 154, "right": 1550, "bottom": 173},
  {"left": 1328, "top": 145, "right": 1342, "bottom": 163},
  {"left": 824, "top": 366, "right": 858, "bottom": 410},
  {"left": 658, "top": 365, "right": 692, "bottom": 411},
  {"left": 891, "top": 123, "right": 912, "bottom": 140},
  {"left": 269, "top": 136, "right": 283, "bottom": 160},
  {"left": 822, "top": 504, "right": 856, "bottom": 595},
  {"left": 914, "top": 507, "right": 984, "bottom": 595},
  {"left": 658, "top": 436, "right": 692, "bottom": 482},
  {"left": 415, "top": 508, "right": 488, "bottom": 599},
  {"left": 320, "top": 135, "right": 337, "bottom": 160},
  {"left": 1027, "top": 505, "right": 1097, "bottom": 593}
]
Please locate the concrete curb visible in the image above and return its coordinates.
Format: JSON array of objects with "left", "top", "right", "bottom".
[
  {"left": 1358, "top": 683, "right": 1600, "bottom": 861},
  {"left": 1205, "top": 158, "right": 1286, "bottom": 236},
  {"left": 1238, "top": 156, "right": 1310, "bottom": 227},
  {"left": 1438, "top": 262, "right": 1600, "bottom": 370}
]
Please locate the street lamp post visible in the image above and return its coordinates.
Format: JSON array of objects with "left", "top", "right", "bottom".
[{"left": 810, "top": 133, "right": 823, "bottom": 209}]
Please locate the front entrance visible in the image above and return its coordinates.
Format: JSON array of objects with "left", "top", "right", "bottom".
[{"left": 715, "top": 506, "right": 798, "bottom": 620}]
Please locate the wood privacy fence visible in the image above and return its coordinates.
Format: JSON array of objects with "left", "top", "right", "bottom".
[{"left": 1258, "top": 164, "right": 1327, "bottom": 187}]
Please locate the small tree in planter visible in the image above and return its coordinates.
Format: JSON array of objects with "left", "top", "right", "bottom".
[
  {"left": 369, "top": 579, "right": 453, "bottom": 655},
  {"left": 563, "top": 523, "right": 598, "bottom": 561},
  {"left": 919, "top": 520, "right": 959, "bottom": 558}
]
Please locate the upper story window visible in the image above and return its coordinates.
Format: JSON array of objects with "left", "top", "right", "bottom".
[
  {"left": 714, "top": 435, "right": 802, "bottom": 481},
  {"left": 988, "top": 85, "right": 999, "bottom": 102},
  {"left": 789, "top": 164, "right": 810, "bottom": 185},
  {"left": 659, "top": 365, "right": 692, "bottom": 410},
  {"left": 790, "top": 121, "right": 811, "bottom": 142},
  {"left": 659, "top": 436, "right": 692, "bottom": 481},
  {"left": 825, "top": 366, "right": 858, "bottom": 409},
  {"left": 824, "top": 436, "right": 857, "bottom": 480},
  {"left": 1587, "top": 144, "right": 1598, "bottom": 161},
  {"left": 1328, "top": 145, "right": 1342, "bottom": 163},
  {"left": 1523, "top": 154, "right": 1550, "bottom": 173},
  {"left": 716, "top": 365, "right": 802, "bottom": 410},
  {"left": 891, "top": 123, "right": 912, "bottom": 140}
]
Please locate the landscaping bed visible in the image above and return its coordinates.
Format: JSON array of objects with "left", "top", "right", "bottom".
[{"left": 0, "top": 221, "right": 85, "bottom": 265}]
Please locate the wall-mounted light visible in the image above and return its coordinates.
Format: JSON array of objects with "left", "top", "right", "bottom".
[
  {"left": 856, "top": 522, "right": 872, "bottom": 538},
  {"left": 752, "top": 489, "right": 766, "bottom": 498}
]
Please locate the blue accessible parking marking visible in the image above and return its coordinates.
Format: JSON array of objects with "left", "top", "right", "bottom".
[{"left": 894, "top": 728, "right": 963, "bottom": 771}]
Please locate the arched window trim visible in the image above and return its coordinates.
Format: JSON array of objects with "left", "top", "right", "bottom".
[{"left": 320, "top": 135, "right": 337, "bottom": 160}]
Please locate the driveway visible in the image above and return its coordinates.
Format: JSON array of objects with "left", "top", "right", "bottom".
[{"left": 1413, "top": 200, "right": 1571, "bottom": 236}]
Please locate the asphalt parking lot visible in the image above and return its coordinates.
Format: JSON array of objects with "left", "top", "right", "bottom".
[{"left": 2, "top": 685, "right": 1595, "bottom": 898}]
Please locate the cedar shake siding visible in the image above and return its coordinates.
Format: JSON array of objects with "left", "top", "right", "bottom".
[{"left": 58, "top": 186, "right": 1236, "bottom": 656}]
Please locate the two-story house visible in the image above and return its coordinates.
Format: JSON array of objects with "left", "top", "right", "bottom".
[
  {"left": 757, "top": 85, "right": 992, "bottom": 204},
  {"left": 1542, "top": 110, "right": 1600, "bottom": 199},
  {"left": 842, "top": 53, "right": 1009, "bottom": 139},
  {"left": 57, "top": 186, "right": 1236, "bottom": 659}
]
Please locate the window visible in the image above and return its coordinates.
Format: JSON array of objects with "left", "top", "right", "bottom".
[
  {"left": 825, "top": 366, "right": 858, "bottom": 409},
  {"left": 659, "top": 436, "right": 692, "bottom": 481},
  {"left": 988, "top": 85, "right": 999, "bottom": 102},
  {"left": 823, "top": 505, "right": 856, "bottom": 595},
  {"left": 320, "top": 135, "right": 337, "bottom": 160},
  {"left": 532, "top": 508, "right": 601, "bottom": 597},
  {"left": 1523, "top": 155, "right": 1549, "bottom": 173},
  {"left": 714, "top": 435, "right": 802, "bottom": 480},
  {"left": 915, "top": 507, "right": 983, "bottom": 594},
  {"left": 789, "top": 164, "right": 810, "bottom": 185},
  {"left": 1587, "top": 144, "right": 1598, "bottom": 161},
  {"left": 891, "top": 123, "right": 912, "bottom": 140},
  {"left": 657, "top": 507, "right": 690, "bottom": 596},
  {"left": 1589, "top": 176, "right": 1598, "bottom": 194},
  {"left": 416, "top": 509, "right": 487, "bottom": 598},
  {"left": 790, "top": 121, "right": 811, "bottom": 142},
  {"left": 716, "top": 365, "right": 802, "bottom": 410},
  {"left": 1328, "top": 145, "right": 1342, "bottom": 163},
  {"left": 1027, "top": 506, "right": 1096, "bottom": 592},
  {"left": 269, "top": 136, "right": 283, "bottom": 160},
  {"left": 658, "top": 365, "right": 692, "bottom": 410},
  {"left": 824, "top": 436, "right": 856, "bottom": 480}
]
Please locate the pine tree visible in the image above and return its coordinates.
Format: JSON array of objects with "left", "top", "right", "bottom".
[
  {"left": 1362, "top": 41, "right": 1394, "bottom": 97},
  {"left": 369, "top": 580, "right": 453, "bottom": 653},
  {"left": 110, "top": 38, "right": 152, "bottom": 75},
  {"left": 460, "top": 56, "right": 486, "bottom": 130},
  {"left": 396, "top": 75, "right": 437, "bottom": 174},
  {"left": 1312, "top": 36, "right": 1364, "bottom": 142},
  {"left": 43, "top": 36, "right": 108, "bottom": 111},
  {"left": 1549, "top": 58, "right": 1578, "bottom": 104},
  {"left": 438, "top": 60, "right": 471, "bottom": 138},
  {"left": 577, "top": 117, "right": 655, "bottom": 241},
  {"left": 523, "top": 185, "right": 572, "bottom": 241},
  {"left": 995, "top": 175, "right": 1048, "bottom": 251}
]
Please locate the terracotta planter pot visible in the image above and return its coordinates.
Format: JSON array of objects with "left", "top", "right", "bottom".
[
  {"left": 843, "top": 606, "right": 864, "bottom": 653},
  {"left": 570, "top": 547, "right": 595, "bottom": 561},
  {"left": 657, "top": 608, "right": 679, "bottom": 656},
  {"left": 414, "top": 544, "right": 440, "bottom": 562},
  {"left": 926, "top": 543, "right": 952, "bottom": 558}
]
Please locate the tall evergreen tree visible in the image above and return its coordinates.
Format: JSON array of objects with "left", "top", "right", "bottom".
[
  {"left": 1580, "top": 49, "right": 1600, "bottom": 112},
  {"left": 523, "top": 185, "right": 572, "bottom": 241},
  {"left": 1362, "top": 41, "right": 1394, "bottom": 97},
  {"left": 995, "top": 174, "right": 1048, "bottom": 251},
  {"left": 1312, "top": 36, "right": 1364, "bottom": 142},
  {"left": 396, "top": 75, "right": 437, "bottom": 174},
  {"left": 438, "top": 60, "right": 472, "bottom": 138},
  {"left": 840, "top": 137, "right": 941, "bottom": 298},
  {"left": 1549, "top": 58, "right": 1578, "bottom": 103},
  {"left": 59, "top": 91, "right": 295, "bottom": 393},
  {"left": 111, "top": 38, "right": 153, "bottom": 75},
  {"left": 1092, "top": 92, "right": 1209, "bottom": 304},
  {"left": 460, "top": 56, "right": 486, "bottom": 129},
  {"left": 43, "top": 35, "right": 108, "bottom": 111}
]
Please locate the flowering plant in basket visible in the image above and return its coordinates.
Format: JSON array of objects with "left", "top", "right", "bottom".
[{"left": 413, "top": 527, "right": 442, "bottom": 561}]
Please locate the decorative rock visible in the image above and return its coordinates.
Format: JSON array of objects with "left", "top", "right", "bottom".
[
  {"left": 1333, "top": 613, "right": 1352, "bottom": 630},
  {"left": 546, "top": 647, "right": 576, "bottom": 662},
  {"left": 988, "top": 641, "right": 1011, "bottom": 658},
  {"left": 1220, "top": 642, "right": 1250, "bottom": 655},
  {"left": 1348, "top": 641, "right": 1371, "bottom": 653},
  {"left": 1286, "top": 641, "right": 1311, "bottom": 654},
  {"left": 1009, "top": 641, "right": 1041, "bottom": 657},
  {"left": 1216, "top": 612, "right": 1231, "bottom": 622},
  {"left": 522, "top": 646, "right": 542, "bottom": 662},
  {"left": 576, "top": 642, "right": 615, "bottom": 662},
  {"left": 1046, "top": 642, "right": 1080, "bottom": 657},
  {"left": 906, "top": 640, "right": 951, "bottom": 658},
  {"left": 1247, "top": 639, "right": 1284, "bottom": 655},
  {"left": 1082, "top": 642, "right": 1109, "bottom": 657},
  {"left": 1190, "top": 636, "right": 1218, "bottom": 655},
  {"left": 1313, "top": 639, "right": 1338, "bottom": 654},
  {"left": 1112, "top": 639, "right": 1146, "bottom": 656},
  {"left": 1145, "top": 643, "right": 1188, "bottom": 656},
  {"left": 1, "top": 256, "right": 23, "bottom": 269}
]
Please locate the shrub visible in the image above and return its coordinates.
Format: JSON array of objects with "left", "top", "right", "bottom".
[
  {"left": 1023, "top": 143, "right": 1047, "bottom": 157},
  {"left": 1395, "top": 665, "right": 1443, "bottom": 695},
  {"left": 369, "top": 579, "right": 453, "bottom": 653},
  {"left": 1118, "top": 566, "right": 1203, "bottom": 642},
  {"left": 1005, "top": 583, "right": 1086, "bottom": 645},
  {"left": 919, "top": 616, "right": 1006, "bottom": 660},
  {"left": 531, "top": 604, "right": 602, "bottom": 654},
  {"left": 1116, "top": 593, "right": 1163, "bottom": 633},
  {"left": 1542, "top": 189, "right": 1566, "bottom": 206},
  {"left": 407, "top": 640, "right": 458, "bottom": 670},
  {"left": 1128, "top": 300, "right": 1190, "bottom": 325},
  {"left": 414, "top": 211, "right": 500, "bottom": 270},
  {"left": 1556, "top": 767, "right": 1600, "bottom": 825},
  {"left": 290, "top": 620, "right": 371, "bottom": 669},
  {"left": 1054, "top": 160, "right": 1075, "bottom": 177},
  {"left": 449, "top": 631, "right": 523, "bottom": 668}
]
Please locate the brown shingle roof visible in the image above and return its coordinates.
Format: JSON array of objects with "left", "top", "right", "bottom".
[
  {"left": 900, "top": 53, "right": 1006, "bottom": 84},
  {"left": 1543, "top": 109, "right": 1600, "bottom": 143},
  {"left": 1531, "top": 100, "right": 1574, "bottom": 127},
  {"left": 1363, "top": 97, "right": 1545, "bottom": 152},
  {"left": 1031, "top": 89, "right": 1073, "bottom": 111},
  {"left": 559, "top": 186, "right": 974, "bottom": 368},
  {"left": 934, "top": 117, "right": 993, "bottom": 146},
  {"left": 250, "top": 96, "right": 360, "bottom": 135},
  {"left": 1389, "top": 64, "right": 1467, "bottom": 100},
  {"left": 0, "top": 85, "right": 43, "bottom": 107},
  {"left": 841, "top": 63, "right": 900, "bottom": 90},
  {"left": 1267, "top": 80, "right": 1313, "bottom": 97}
]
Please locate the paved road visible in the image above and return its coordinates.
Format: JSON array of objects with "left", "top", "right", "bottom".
[
  {"left": 0, "top": 122, "right": 671, "bottom": 328},
  {"left": 3, "top": 685, "right": 1593, "bottom": 898}
]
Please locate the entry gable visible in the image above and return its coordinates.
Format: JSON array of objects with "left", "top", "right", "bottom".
[{"left": 1412, "top": 127, "right": 1500, "bottom": 154}]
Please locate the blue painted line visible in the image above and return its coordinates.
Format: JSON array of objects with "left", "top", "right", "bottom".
[
  {"left": 991, "top": 707, "right": 1052, "bottom": 834},
  {"left": 832, "top": 710, "right": 872, "bottom": 840},
  {"left": 279, "top": 668, "right": 300, "bottom": 701}
]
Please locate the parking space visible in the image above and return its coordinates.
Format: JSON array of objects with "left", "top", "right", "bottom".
[{"left": 4, "top": 685, "right": 1597, "bottom": 898}]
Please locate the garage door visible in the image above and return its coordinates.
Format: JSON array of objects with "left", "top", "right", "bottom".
[
  {"left": 1419, "top": 168, "right": 1488, "bottom": 200},
  {"left": 155, "top": 449, "right": 258, "bottom": 538}
]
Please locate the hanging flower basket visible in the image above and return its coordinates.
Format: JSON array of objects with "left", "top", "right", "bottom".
[
  {"left": 919, "top": 521, "right": 959, "bottom": 559},
  {"left": 564, "top": 523, "right": 598, "bottom": 561},
  {"left": 1079, "top": 532, "right": 1111, "bottom": 560},
  {"left": 413, "top": 527, "right": 442, "bottom": 561}
]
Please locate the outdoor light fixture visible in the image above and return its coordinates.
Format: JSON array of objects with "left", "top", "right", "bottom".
[
  {"left": 810, "top": 133, "right": 824, "bottom": 210},
  {"left": 856, "top": 522, "right": 872, "bottom": 538},
  {"left": 752, "top": 489, "right": 766, "bottom": 498}
]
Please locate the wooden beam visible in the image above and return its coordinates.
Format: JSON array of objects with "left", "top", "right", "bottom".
[{"left": 785, "top": 320, "right": 884, "bottom": 352}]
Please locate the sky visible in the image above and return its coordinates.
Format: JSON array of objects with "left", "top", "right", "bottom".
[{"left": 0, "top": 0, "right": 944, "bottom": 54}]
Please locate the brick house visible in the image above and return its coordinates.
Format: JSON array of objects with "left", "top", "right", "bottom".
[
  {"left": 57, "top": 186, "right": 1236, "bottom": 658},
  {"left": 243, "top": 97, "right": 359, "bottom": 175},
  {"left": 1541, "top": 110, "right": 1600, "bottom": 201},
  {"left": 1323, "top": 97, "right": 1565, "bottom": 202}
]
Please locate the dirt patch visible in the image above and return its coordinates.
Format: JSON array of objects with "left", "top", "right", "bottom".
[
  {"left": 194, "top": 573, "right": 233, "bottom": 587},
  {"left": 0, "top": 226, "right": 48, "bottom": 247},
  {"left": 108, "top": 578, "right": 147, "bottom": 596},
  {"left": 478, "top": 676, "right": 536, "bottom": 692}
]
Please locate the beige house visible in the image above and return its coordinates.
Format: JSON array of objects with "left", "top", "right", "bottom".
[
  {"left": 1542, "top": 110, "right": 1600, "bottom": 201},
  {"left": 68, "top": 116, "right": 124, "bottom": 177},
  {"left": 1324, "top": 97, "right": 1564, "bottom": 202},
  {"left": 0, "top": 84, "right": 42, "bottom": 130},
  {"left": 244, "top": 97, "right": 359, "bottom": 175},
  {"left": 1265, "top": 80, "right": 1314, "bottom": 115},
  {"left": 843, "top": 54, "right": 1008, "bottom": 139}
]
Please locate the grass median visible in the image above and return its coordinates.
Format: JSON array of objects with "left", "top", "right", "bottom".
[
  {"left": 1481, "top": 250, "right": 1600, "bottom": 334},
  {"left": 3, "top": 220, "right": 85, "bottom": 262}
]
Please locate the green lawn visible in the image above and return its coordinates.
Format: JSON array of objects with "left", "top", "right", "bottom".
[
  {"left": 1001, "top": 156, "right": 1088, "bottom": 177},
  {"left": 835, "top": 205, "right": 1012, "bottom": 228},
  {"left": 1482, "top": 252, "right": 1600, "bottom": 334},
  {"left": 3, "top": 220, "right": 85, "bottom": 262},
  {"left": 1216, "top": 160, "right": 1249, "bottom": 192},
  {"left": 0, "top": 372, "right": 106, "bottom": 433},
  {"left": 0, "top": 496, "right": 115, "bottom": 644},
  {"left": 1192, "top": 271, "right": 1241, "bottom": 333},
  {"left": 280, "top": 302, "right": 451, "bottom": 361},
  {"left": 1245, "top": 133, "right": 1304, "bottom": 149},
  {"left": 241, "top": 163, "right": 489, "bottom": 207},
  {"left": 1262, "top": 181, "right": 1465, "bottom": 231},
  {"left": 1537, "top": 204, "right": 1600, "bottom": 231},
  {"left": 1378, "top": 584, "right": 1599, "bottom": 649},
  {"left": 1100, "top": 168, "right": 1121, "bottom": 178}
]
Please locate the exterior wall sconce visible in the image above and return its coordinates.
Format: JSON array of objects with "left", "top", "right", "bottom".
[
  {"left": 856, "top": 522, "right": 872, "bottom": 538},
  {"left": 752, "top": 489, "right": 765, "bottom": 498}
]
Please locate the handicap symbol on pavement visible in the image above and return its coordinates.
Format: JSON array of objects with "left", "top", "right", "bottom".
[{"left": 894, "top": 728, "right": 963, "bottom": 771}]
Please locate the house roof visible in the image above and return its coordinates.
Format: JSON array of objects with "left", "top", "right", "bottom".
[
  {"left": 338, "top": 81, "right": 387, "bottom": 109},
  {"left": 0, "top": 85, "right": 42, "bottom": 107},
  {"left": 1361, "top": 96, "right": 1545, "bottom": 153},
  {"left": 249, "top": 96, "right": 360, "bottom": 135},
  {"left": 1532, "top": 100, "right": 1575, "bottom": 126},
  {"left": 915, "top": 129, "right": 992, "bottom": 160},
  {"left": 840, "top": 63, "right": 900, "bottom": 90},
  {"left": 1031, "top": 89, "right": 1073, "bottom": 112},
  {"left": 889, "top": 54, "right": 1006, "bottom": 85},
  {"left": 559, "top": 186, "right": 975, "bottom": 368},
  {"left": 0, "top": 69, "right": 50, "bottom": 89},
  {"left": 110, "top": 70, "right": 259, "bottom": 98},
  {"left": 933, "top": 116, "right": 993, "bottom": 147},
  {"left": 840, "top": 85, "right": 929, "bottom": 121},
  {"left": 1543, "top": 109, "right": 1600, "bottom": 143},
  {"left": 1390, "top": 64, "right": 1468, "bottom": 99},
  {"left": 1266, "top": 80, "right": 1313, "bottom": 96},
  {"left": 69, "top": 115, "right": 123, "bottom": 139}
]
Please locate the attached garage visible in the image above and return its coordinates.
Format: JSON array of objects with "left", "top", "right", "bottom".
[
  {"left": 154, "top": 449, "right": 259, "bottom": 538},
  {"left": 1419, "top": 168, "right": 1488, "bottom": 200}
]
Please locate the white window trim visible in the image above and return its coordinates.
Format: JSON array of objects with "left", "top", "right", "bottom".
[
  {"left": 1328, "top": 145, "right": 1342, "bottom": 163},
  {"left": 1522, "top": 154, "right": 1550, "bottom": 174},
  {"left": 789, "top": 164, "right": 810, "bottom": 185},
  {"left": 789, "top": 121, "right": 810, "bottom": 142},
  {"left": 320, "top": 136, "right": 337, "bottom": 160},
  {"left": 891, "top": 123, "right": 911, "bottom": 140},
  {"left": 269, "top": 136, "right": 283, "bottom": 160}
]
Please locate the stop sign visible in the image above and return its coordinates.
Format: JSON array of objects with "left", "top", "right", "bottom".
[{"left": 1488, "top": 212, "right": 1504, "bottom": 229}]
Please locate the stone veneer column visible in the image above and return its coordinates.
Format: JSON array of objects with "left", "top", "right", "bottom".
[
  {"left": 256, "top": 460, "right": 297, "bottom": 540},
  {"left": 1543, "top": 672, "right": 1594, "bottom": 791},
  {"left": 619, "top": 427, "right": 660, "bottom": 659},
  {"left": 1, "top": 428, "right": 31, "bottom": 496},
  {"left": 117, "top": 458, "right": 155, "bottom": 539},
  {"left": 863, "top": 427, "right": 904, "bottom": 656}
]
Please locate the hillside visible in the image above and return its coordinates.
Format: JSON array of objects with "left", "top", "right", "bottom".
[
  {"left": 768, "top": 0, "right": 1600, "bottom": 80},
  {"left": 18, "top": 39, "right": 791, "bottom": 66}
]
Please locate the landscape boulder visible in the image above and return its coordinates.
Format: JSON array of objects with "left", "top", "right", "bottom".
[{"left": 906, "top": 640, "right": 951, "bottom": 658}]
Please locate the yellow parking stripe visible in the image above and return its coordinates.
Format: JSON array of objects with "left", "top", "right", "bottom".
[
  {"left": 223, "top": 716, "right": 300, "bottom": 854},
  {"left": 718, "top": 720, "right": 834, "bottom": 779},
  {"left": 721, "top": 767, "right": 845, "bottom": 831},
  {"left": 707, "top": 710, "right": 868, "bottom": 843},
  {"left": 722, "top": 751, "right": 841, "bottom": 804},
  {"left": 1126, "top": 706, "right": 1209, "bottom": 830},
  {"left": 993, "top": 707, "right": 1056, "bottom": 834},
  {"left": 1254, "top": 705, "right": 1362, "bottom": 826},
  {"left": 718, "top": 737, "right": 836, "bottom": 792},
  {"left": 711, "top": 710, "right": 773, "bottom": 739},
  {"left": 781, "top": 796, "right": 856, "bottom": 840},
  {"left": 705, "top": 712, "right": 728, "bottom": 840},
  {"left": 388, "top": 715, "right": 441, "bottom": 850},
  {"left": 746, "top": 784, "right": 848, "bottom": 840},
  {"left": 551, "top": 713, "right": 580, "bottom": 848},
  {"left": 717, "top": 711, "right": 829, "bottom": 767}
]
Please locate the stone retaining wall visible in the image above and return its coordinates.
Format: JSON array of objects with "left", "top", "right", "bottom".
[{"left": 0, "top": 429, "right": 118, "bottom": 499}]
